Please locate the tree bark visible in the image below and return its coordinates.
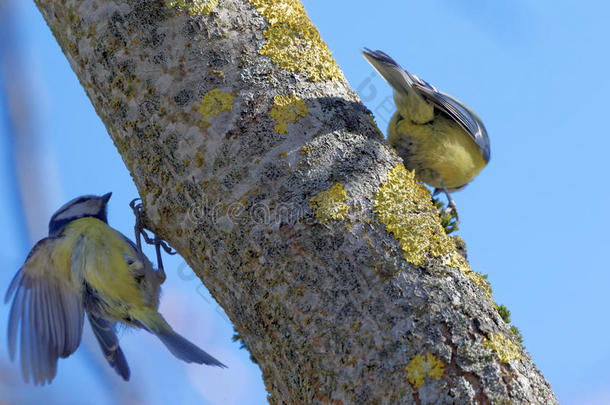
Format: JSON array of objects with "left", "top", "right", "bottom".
[{"left": 34, "top": 0, "right": 558, "bottom": 403}]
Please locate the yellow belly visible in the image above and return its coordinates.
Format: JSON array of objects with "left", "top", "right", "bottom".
[{"left": 388, "top": 112, "right": 486, "bottom": 189}]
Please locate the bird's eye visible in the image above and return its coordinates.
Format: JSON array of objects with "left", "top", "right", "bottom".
[{"left": 134, "top": 274, "right": 144, "bottom": 285}]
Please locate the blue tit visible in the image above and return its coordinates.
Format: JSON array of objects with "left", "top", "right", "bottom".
[
  {"left": 362, "top": 48, "right": 490, "bottom": 217},
  {"left": 5, "top": 193, "right": 225, "bottom": 385}
]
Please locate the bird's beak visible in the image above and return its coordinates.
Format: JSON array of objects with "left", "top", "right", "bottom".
[{"left": 101, "top": 192, "right": 112, "bottom": 204}]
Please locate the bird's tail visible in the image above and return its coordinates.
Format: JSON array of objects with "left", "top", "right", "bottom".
[
  {"left": 137, "top": 310, "right": 226, "bottom": 368},
  {"left": 88, "top": 314, "right": 130, "bottom": 380},
  {"left": 361, "top": 48, "right": 413, "bottom": 97}
]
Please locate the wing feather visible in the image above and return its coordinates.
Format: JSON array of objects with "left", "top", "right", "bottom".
[
  {"left": 5, "top": 237, "right": 85, "bottom": 385},
  {"left": 362, "top": 48, "right": 490, "bottom": 162},
  {"left": 412, "top": 85, "right": 490, "bottom": 162}
]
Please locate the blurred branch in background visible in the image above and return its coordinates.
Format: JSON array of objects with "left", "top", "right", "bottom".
[
  {"left": 0, "top": 0, "right": 31, "bottom": 248},
  {"left": 0, "top": 0, "right": 144, "bottom": 403}
]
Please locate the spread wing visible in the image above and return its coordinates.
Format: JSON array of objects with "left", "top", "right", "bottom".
[
  {"left": 5, "top": 237, "right": 84, "bottom": 385},
  {"left": 362, "top": 48, "right": 490, "bottom": 163}
]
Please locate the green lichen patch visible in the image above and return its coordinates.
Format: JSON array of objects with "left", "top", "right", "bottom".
[
  {"left": 406, "top": 353, "right": 445, "bottom": 390},
  {"left": 164, "top": 0, "right": 218, "bottom": 15},
  {"left": 199, "top": 88, "right": 233, "bottom": 119},
  {"left": 270, "top": 93, "right": 308, "bottom": 134},
  {"left": 484, "top": 333, "right": 522, "bottom": 363},
  {"left": 249, "top": 0, "right": 345, "bottom": 82},
  {"left": 310, "top": 183, "right": 348, "bottom": 222}
]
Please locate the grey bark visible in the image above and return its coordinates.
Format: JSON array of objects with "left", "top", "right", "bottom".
[{"left": 33, "top": 0, "right": 558, "bottom": 403}]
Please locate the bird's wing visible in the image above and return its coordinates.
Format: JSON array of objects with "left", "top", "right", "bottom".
[
  {"left": 5, "top": 237, "right": 84, "bottom": 385},
  {"left": 362, "top": 48, "right": 490, "bottom": 163},
  {"left": 88, "top": 314, "right": 130, "bottom": 380},
  {"left": 411, "top": 82, "right": 490, "bottom": 163}
]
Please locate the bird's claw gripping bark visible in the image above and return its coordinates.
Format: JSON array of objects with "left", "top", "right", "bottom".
[{"left": 129, "top": 198, "right": 177, "bottom": 282}]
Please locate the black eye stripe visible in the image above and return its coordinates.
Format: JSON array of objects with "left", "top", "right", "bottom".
[{"left": 48, "top": 196, "right": 109, "bottom": 236}]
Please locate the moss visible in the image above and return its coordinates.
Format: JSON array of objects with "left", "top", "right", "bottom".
[
  {"left": 310, "top": 183, "right": 349, "bottom": 222},
  {"left": 199, "top": 88, "right": 234, "bottom": 119},
  {"left": 496, "top": 304, "right": 525, "bottom": 346},
  {"left": 406, "top": 353, "right": 445, "bottom": 390},
  {"left": 270, "top": 93, "right": 308, "bottom": 134},
  {"left": 432, "top": 196, "right": 459, "bottom": 234},
  {"left": 496, "top": 304, "right": 511, "bottom": 324},
  {"left": 164, "top": 0, "right": 218, "bottom": 15},
  {"left": 510, "top": 326, "right": 524, "bottom": 346},
  {"left": 249, "top": 0, "right": 344, "bottom": 82},
  {"left": 232, "top": 332, "right": 258, "bottom": 364},
  {"left": 484, "top": 333, "right": 522, "bottom": 363}
]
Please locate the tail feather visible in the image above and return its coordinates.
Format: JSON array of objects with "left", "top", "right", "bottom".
[
  {"left": 155, "top": 329, "right": 226, "bottom": 368},
  {"left": 138, "top": 311, "right": 226, "bottom": 368},
  {"left": 361, "top": 48, "right": 413, "bottom": 97},
  {"left": 88, "top": 314, "right": 130, "bottom": 380}
]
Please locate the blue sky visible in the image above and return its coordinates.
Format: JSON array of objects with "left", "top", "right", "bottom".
[{"left": 1, "top": 0, "right": 609, "bottom": 403}]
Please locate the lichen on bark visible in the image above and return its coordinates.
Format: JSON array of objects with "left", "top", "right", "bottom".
[{"left": 33, "top": 0, "right": 558, "bottom": 403}]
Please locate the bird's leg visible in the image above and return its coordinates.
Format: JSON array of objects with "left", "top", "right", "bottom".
[
  {"left": 152, "top": 234, "right": 177, "bottom": 282},
  {"left": 129, "top": 198, "right": 176, "bottom": 281},
  {"left": 129, "top": 198, "right": 147, "bottom": 252},
  {"left": 437, "top": 182, "right": 460, "bottom": 224}
]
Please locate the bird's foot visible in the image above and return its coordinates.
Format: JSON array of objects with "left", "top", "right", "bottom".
[{"left": 129, "top": 198, "right": 177, "bottom": 282}]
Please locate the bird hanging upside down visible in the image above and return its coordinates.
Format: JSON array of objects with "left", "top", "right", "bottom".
[
  {"left": 362, "top": 48, "right": 490, "bottom": 222},
  {"left": 5, "top": 192, "right": 225, "bottom": 385}
]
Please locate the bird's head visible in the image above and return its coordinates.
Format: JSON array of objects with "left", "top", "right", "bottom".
[{"left": 48, "top": 192, "right": 112, "bottom": 236}]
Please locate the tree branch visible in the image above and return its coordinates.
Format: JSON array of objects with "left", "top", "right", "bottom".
[{"left": 34, "top": 0, "right": 557, "bottom": 403}]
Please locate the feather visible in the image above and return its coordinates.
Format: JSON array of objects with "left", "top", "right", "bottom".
[
  {"left": 362, "top": 48, "right": 490, "bottom": 162},
  {"left": 5, "top": 238, "right": 85, "bottom": 385},
  {"left": 88, "top": 314, "right": 130, "bottom": 381}
]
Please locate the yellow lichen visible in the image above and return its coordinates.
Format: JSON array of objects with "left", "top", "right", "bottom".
[
  {"left": 270, "top": 94, "right": 308, "bottom": 134},
  {"left": 249, "top": 0, "right": 344, "bottom": 82},
  {"left": 374, "top": 164, "right": 492, "bottom": 295},
  {"left": 199, "top": 88, "right": 233, "bottom": 119},
  {"left": 210, "top": 69, "right": 225, "bottom": 78},
  {"left": 484, "top": 333, "right": 522, "bottom": 363},
  {"left": 194, "top": 151, "right": 205, "bottom": 168},
  {"left": 164, "top": 0, "right": 218, "bottom": 14},
  {"left": 445, "top": 253, "right": 492, "bottom": 298},
  {"left": 374, "top": 164, "right": 455, "bottom": 266},
  {"left": 310, "top": 183, "right": 348, "bottom": 222},
  {"left": 300, "top": 145, "right": 312, "bottom": 156},
  {"left": 406, "top": 353, "right": 445, "bottom": 390}
]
